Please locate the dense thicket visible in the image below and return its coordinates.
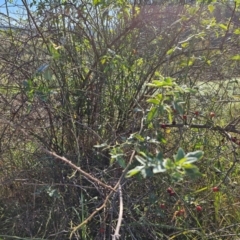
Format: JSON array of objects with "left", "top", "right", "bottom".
[{"left": 0, "top": 0, "right": 240, "bottom": 239}]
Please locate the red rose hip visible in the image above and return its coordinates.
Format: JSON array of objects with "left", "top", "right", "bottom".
[
  {"left": 196, "top": 205, "right": 202, "bottom": 212},
  {"left": 210, "top": 112, "right": 215, "bottom": 118},
  {"left": 167, "top": 187, "right": 173, "bottom": 193},
  {"left": 212, "top": 186, "right": 219, "bottom": 192}
]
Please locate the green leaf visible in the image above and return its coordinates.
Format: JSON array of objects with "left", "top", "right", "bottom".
[
  {"left": 171, "top": 171, "right": 184, "bottom": 182},
  {"left": 208, "top": 5, "right": 215, "bottom": 13},
  {"left": 182, "top": 163, "right": 195, "bottom": 169},
  {"left": 186, "top": 150, "right": 204, "bottom": 160},
  {"left": 155, "top": 93, "right": 163, "bottom": 101},
  {"left": 206, "top": 60, "right": 211, "bottom": 65},
  {"left": 234, "top": 28, "right": 240, "bottom": 35},
  {"left": 218, "top": 24, "right": 227, "bottom": 31},
  {"left": 172, "top": 100, "right": 184, "bottom": 115},
  {"left": 184, "top": 166, "right": 202, "bottom": 179},
  {"left": 110, "top": 153, "right": 124, "bottom": 167},
  {"left": 117, "top": 156, "right": 126, "bottom": 168},
  {"left": 153, "top": 163, "right": 166, "bottom": 173},
  {"left": 136, "top": 58, "right": 143, "bottom": 66},
  {"left": 141, "top": 167, "right": 153, "bottom": 178},
  {"left": 146, "top": 98, "right": 160, "bottom": 105},
  {"left": 131, "top": 133, "right": 145, "bottom": 142},
  {"left": 164, "top": 158, "right": 175, "bottom": 169},
  {"left": 176, "top": 157, "right": 187, "bottom": 165},
  {"left": 157, "top": 133, "right": 166, "bottom": 144},
  {"left": 135, "top": 155, "right": 146, "bottom": 165},
  {"left": 146, "top": 83, "right": 158, "bottom": 87},
  {"left": 147, "top": 106, "right": 157, "bottom": 122},
  {"left": 181, "top": 42, "right": 189, "bottom": 48},
  {"left": 231, "top": 55, "right": 240, "bottom": 61},
  {"left": 167, "top": 48, "right": 175, "bottom": 55},
  {"left": 146, "top": 94, "right": 163, "bottom": 105},
  {"left": 185, "top": 157, "right": 198, "bottom": 163},
  {"left": 156, "top": 152, "right": 163, "bottom": 161},
  {"left": 126, "top": 166, "right": 144, "bottom": 178},
  {"left": 139, "top": 151, "right": 148, "bottom": 158},
  {"left": 147, "top": 78, "right": 173, "bottom": 88},
  {"left": 49, "top": 44, "right": 60, "bottom": 60},
  {"left": 175, "top": 148, "right": 185, "bottom": 162},
  {"left": 93, "top": 0, "right": 103, "bottom": 6}
]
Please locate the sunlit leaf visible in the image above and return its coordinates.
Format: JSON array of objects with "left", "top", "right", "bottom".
[
  {"left": 176, "top": 158, "right": 187, "bottom": 165},
  {"left": 181, "top": 42, "right": 189, "bottom": 48},
  {"left": 218, "top": 24, "right": 227, "bottom": 31},
  {"left": 185, "top": 157, "right": 198, "bottom": 163},
  {"left": 174, "top": 148, "right": 185, "bottom": 161},
  {"left": 164, "top": 158, "right": 175, "bottom": 169},
  {"left": 208, "top": 5, "right": 215, "bottom": 13},
  {"left": 147, "top": 79, "right": 173, "bottom": 87},
  {"left": 147, "top": 107, "right": 157, "bottom": 122},
  {"left": 186, "top": 150, "right": 204, "bottom": 160},
  {"left": 153, "top": 163, "right": 166, "bottom": 173},
  {"left": 129, "top": 133, "right": 145, "bottom": 142},
  {"left": 234, "top": 28, "right": 240, "bottom": 35},
  {"left": 147, "top": 98, "right": 160, "bottom": 105},
  {"left": 167, "top": 48, "right": 174, "bottom": 55},
  {"left": 231, "top": 55, "right": 240, "bottom": 61},
  {"left": 126, "top": 166, "right": 144, "bottom": 178},
  {"left": 135, "top": 155, "right": 146, "bottom": 165},
  {"left": 165, "top": 128, "right": 171, "bottom": 134},
  {"left": 93, "top": 0, "right": 102, "bottom": 6}
]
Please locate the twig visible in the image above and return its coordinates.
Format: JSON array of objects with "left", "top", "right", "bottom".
[
  {"left": 161, "top": 123, "right": 240, "bottom": 134},
  {"left": 112, "top": 184, "right": 123, "bottom": 240},
  {"left": 43, "top": 149, "right": 115, "bottom": 192},
  {"left": 219, "top": 1, "right": 236, "bottom": 50},
  {"left": 70, "top": 150, "right": 136, "bottom": 239}
]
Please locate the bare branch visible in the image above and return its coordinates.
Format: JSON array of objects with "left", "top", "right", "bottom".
[
  {"left": 112, "top": 184, "right": 123, "bottom": 240},
  {"left": 43, "top": 149, "right": 115, "bottom": 192}
]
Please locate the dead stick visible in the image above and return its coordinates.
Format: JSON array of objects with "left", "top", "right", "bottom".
[
  {"left": 112, "top": 184, "right": 123, "bottom": 240},
  {"left": 43, "top": 149, "right": 115, "bottom": 192},
  {"left": 70, "top": 150, "right": 136, "bottom": 239}
]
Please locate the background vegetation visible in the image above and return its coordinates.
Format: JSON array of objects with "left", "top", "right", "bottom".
[{"left": 0, "top": 0, "right": 240, "bottom": 239}]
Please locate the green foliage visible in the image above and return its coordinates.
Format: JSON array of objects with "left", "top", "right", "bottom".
[
  {"left": 126, "top": 148, "right": 203, "bottom": 180},
  {"left": 1, "top": 0, "right": 240, "bottom": 238}
]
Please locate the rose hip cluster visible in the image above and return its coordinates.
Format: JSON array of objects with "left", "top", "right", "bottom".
[
  {"left": 163, "top": 186, "right": 220, "bottom": 214},
  {"left": 167, "top": 187, "right": 175, "bottom": 196}
]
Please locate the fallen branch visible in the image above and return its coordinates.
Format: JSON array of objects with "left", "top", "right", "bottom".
[
  {"left": 112, "top": 184, "right": 123, "bottom": 240},
  {"left": 43, "top": 149, "right": 115, "bottom": 192},
  {"left": 69, "top": 150, "right": 136, "bottom": 239}
]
